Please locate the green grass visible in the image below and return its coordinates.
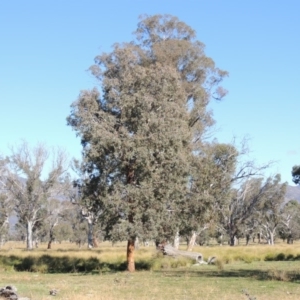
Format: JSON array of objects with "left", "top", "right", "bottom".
[
  {"left": 1, "top": 241, "right": 300, "bottom": 299},
  {"left": 1, "top": 262, "right": 300, "bottom": 300}
]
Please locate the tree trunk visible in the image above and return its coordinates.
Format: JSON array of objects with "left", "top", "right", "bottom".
[
  {"left": 26, "top": 221, "right": 33, "bottom": 250},
  {"left": 229, "top": 233, "right": 236, "bottom": 246},
  {"left": 187, "top": 231, "right": 197, "bottom": 251},
  {"left": 246, "top": 234, "right": 250, "bottom": 245},
  {"left": 173, "top": 231, "right": 180, "bottom": 249},
  {"left": 218, "top": 234, "right": 223, "bottom": 246},
  {"left": 287, "top": 234, "right": 293, "bottom": 244},
  {"left": 47, "top": 228, "right": 54, "bottom": 249},
  {"left": 257, "top": 233, "right": 261, "bottom": 244},
  {"left": 269, "top": 231, "right": 274, "bottom": 245},
  {"left": 134, "top": 237, "right": 139, "bottom": 250},
  {"left": 47, "top": 240, "right": 52, "bottom": 249},
  {"left": 127, "top": 239, "right": 135, "bottom": 272},
  {"left": 229, "top": 224, "right": 237, "bottom": 246},
  {"left": 87, "top": 222, "right": 94, "bottom": 249}
]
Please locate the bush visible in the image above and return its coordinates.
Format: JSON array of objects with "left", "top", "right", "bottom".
[
  {"left": 265, "top": 253, "right": 288, "bottom": 261},
  {"left": 276, "top": 253, "right": 285, "bottom": 261},
  {"left": 286, "top": 254, "right": 294, "bottom": 261},
  {"left": 294, "top": 254, "right": 300, "bottom": 260}
]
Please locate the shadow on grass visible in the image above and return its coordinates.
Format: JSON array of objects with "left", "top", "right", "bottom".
[
  {"left": 1, "top": 254, "right": 300, "bottom": 283},
  {"left": 0, "top": 255, "right": 151, "bottom": 273}
]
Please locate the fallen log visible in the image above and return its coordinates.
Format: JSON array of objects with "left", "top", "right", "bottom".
[{"left": 161, "top": 244, "right": 207, "bottom": 264}]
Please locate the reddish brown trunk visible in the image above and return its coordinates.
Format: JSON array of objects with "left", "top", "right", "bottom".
[
  {"left": 48, "top": 230, "right": 54, "bottom": 249},
  {"left": 47, "top": 241, "right": 52, "bottom": 249},
  {"left": 126, "top": 165, "right": 135, "bottom": 272},
  {"left": 127, "top": 239, "right": 135, "bottom": 272}
]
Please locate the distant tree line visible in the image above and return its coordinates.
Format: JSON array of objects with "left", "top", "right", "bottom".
[{"left": 0, "top": 141, "right": 299, "bottom": 252}]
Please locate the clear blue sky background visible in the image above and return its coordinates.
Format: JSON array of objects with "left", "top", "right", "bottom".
[{"left": 0, "top": 0, "right": 299, "bottom": 184}]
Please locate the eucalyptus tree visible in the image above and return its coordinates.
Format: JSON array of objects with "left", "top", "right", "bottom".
[
  {"left": 70, "top": 179, "right": 103, "bottom": 248},
  {"left": 256, "top": 175, "right": 287, "bottom": 245},
  {"left": 65, "top": 206, "right": 90, "bottom": 247},
  {"left": 278, "top": 200, "right": 300, "bottom": 243},
  {"left": 68, "top": 14, "right": 227, "bottom": 271},
  {"left": 181, "top": 142, "right": 237, "bottom": 250},
  {"left": 211, "top": 138, "right": 274, "bottom": 246},
  {"left": 220, "top": 177, "right": 265, "bottom": 246},
  {"left": 217, "top": 175, "right": 286, "bottom": 246},
  {"left": 2, "top": 142, "right": 70, "bottom": 249},
  {"left": 45, "top": 198, "right": 74, "bottom": 249}
]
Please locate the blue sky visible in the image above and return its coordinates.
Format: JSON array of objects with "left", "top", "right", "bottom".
[{"left": 0, "top": 0, "right": 299, "bottom": 184}]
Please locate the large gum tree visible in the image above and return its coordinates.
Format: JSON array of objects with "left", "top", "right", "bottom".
[{"left": 68, "top": 14, "right": 227, "bottom": 272}]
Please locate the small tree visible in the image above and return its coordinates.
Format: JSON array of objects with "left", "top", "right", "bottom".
[
  {"left": 54, "top": 222, "right": 73, "bottom": 244},
  {"left": 257, "top": 175, "right": 287, "bottom": 245},
  {"left": 220, "top": 178, "right": 266, "bottom": 246},
  {"left": 180, "top": 142, "right": 237, "bottom": 251},
  {"left": 2, "top": 141, "right": 69, "bottom": 249},
  {"left": 214, "top": 138, "right": 273, "bottom": 246},
  {"left": 44, "top": 198, "right": 73, "bottom": 249},
  {"left": 278, "top": 200, "right": 300, "bottom": 244}
]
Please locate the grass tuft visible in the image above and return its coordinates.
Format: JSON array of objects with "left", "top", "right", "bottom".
[{"left": 267, "top": 269, "right": 291, "bottom": 281}]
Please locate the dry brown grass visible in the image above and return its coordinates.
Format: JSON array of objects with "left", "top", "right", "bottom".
[{"left": 191, "top": 240, "right": 300, "bottom": 264}]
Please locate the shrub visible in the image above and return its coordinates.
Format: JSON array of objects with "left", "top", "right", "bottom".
[
  {"left": 294, "top": 254, "right": 300, "bottom": 260},
  {"left": 286, "top": 254, "right": 294, "bottom": 261},
  {"left": 276, "top": 253, "right": 285, "bottom": 261}
]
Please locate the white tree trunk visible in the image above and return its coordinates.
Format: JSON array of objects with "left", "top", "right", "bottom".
[
  {"left": 269, "top": 231, "right": 275, "bottom": 245},
  {"left": 26, "top": 221, "right": 33, "bottom": 250},
  {"left": 134, "top": 237, "right": 139, "bottom": 250},
  {"left": 187, "top": 231, "right": 197, "bottom": 251},
  {"left": 173, "top": 232, "right": 180, "bottom": 249}
]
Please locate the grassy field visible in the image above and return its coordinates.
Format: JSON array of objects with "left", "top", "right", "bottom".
[{"left": 1, "top": 241, "right": 300, "bottom": 300}]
